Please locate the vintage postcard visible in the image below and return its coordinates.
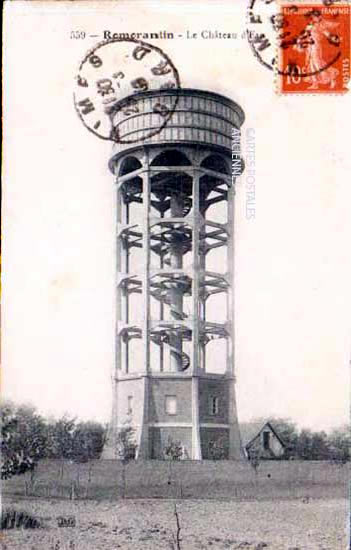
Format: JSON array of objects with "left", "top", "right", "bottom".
[{"left": 2, "top": 0, "right": 350, "bottom": 549}]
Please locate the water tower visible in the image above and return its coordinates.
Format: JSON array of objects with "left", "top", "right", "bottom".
[{"left": 100, "top": 88, "right": 244, "bottom": 459}]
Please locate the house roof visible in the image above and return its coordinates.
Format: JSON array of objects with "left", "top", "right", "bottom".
[
  {"left": 239, "top": 422, "right": 264, "bottom": 447},
  {"left": 239, "top": 421, "right": 287, "bottom": 449}
]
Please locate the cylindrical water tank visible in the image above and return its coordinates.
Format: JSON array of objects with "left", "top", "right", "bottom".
[{"left": 109, "top": 88, "right": 244, "bottom": 167}]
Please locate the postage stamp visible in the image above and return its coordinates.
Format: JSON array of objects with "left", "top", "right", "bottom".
[
  {"left": 278, "top": 3, "right": 351, "bottom": 93},
  {"left": 247, "top": 0, "right": 350, "bottom": 94}
]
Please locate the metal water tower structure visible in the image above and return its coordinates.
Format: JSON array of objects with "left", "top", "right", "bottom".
[{"left": 102, "top": 88, "right": 244, "bottom": 459}]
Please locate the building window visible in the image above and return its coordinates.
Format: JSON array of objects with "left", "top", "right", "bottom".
[
  {"left": 165, "top": 395, "right": 177, "bottom": 415},
  {"left": 209, "top": 396, "right": 219, "bottom": 415},
  {"left": 127, "top": 395, "right": 133, "bottom": 414},
  {"left": 263, "top": 431, "right": 270, "bottom": 450}
]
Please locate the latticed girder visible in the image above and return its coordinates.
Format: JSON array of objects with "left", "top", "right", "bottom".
[
  {"left": 119, "top": 224, "right": 143, "bottom": 248},
  {"left": 118, "top": 270, "right": 228, "bottom": 303},
  {"left": 150, "top": 222, "right": 193, "bottom": 258},
  {"left": 118, "top": 274, "right": 141, "bottom": 293},
  {"left": 118, "top": 168, "right": 230, "bottom": 210},
  {"left": 118, "top": 270, "right": 228, "bottom": 298},
  {"left": 118, "top": 321, "right": 228, "bottom": 344},
  {"left": 151, "top": 195, "right": 192, "bottom": 216},
  {"left": 118, "top": 219, "right": 229, "bottom": 257},
  {"left": 114, "top": 142, "right": 237, "bottom": 376},
  {"left": 151, "top": 324, "right": 192, "bottom": 343}
]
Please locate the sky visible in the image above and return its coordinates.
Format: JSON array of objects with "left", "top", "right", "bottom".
[{"left": 3, "top": 0, "right": 351, "bottom": 432}]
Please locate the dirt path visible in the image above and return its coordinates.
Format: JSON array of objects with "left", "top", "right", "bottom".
[{"left": 0, "top": 497, "right": 347, "bottom": 549}]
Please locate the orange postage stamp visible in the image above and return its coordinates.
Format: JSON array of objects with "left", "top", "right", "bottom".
[{"left": 278, "top": 2, "right": 350, "bottom": 94}]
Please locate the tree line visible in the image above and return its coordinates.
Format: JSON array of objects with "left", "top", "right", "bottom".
[
  {"left": 1, "top": 401, "right": 106, "bottom": 480},
  {"left": 255, "top": 417, "right": 350, "bottom": 462},
  {"left": 1, "top": 402, "right": 350, "bottom": 481}
]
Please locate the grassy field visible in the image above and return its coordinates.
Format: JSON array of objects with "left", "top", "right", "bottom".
[
  {"left": 1, "top": 460, "right": 349, "bottom": 549},
  {"left": 2, "top": 459, "right": 348, "bottom": 500}
]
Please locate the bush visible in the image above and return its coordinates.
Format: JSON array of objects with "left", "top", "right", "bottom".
[
  {"left": 1, "top": 507, "right": 41, "bottom": 529},
  {"left": 164, "top": 437, "right": 183, "bottom": 461},
  {"left": 1, "top": 402, "right": 47, "bottom": 479},
  {"left": 208, "top": 437, "right": 228, "bottom": 460}
]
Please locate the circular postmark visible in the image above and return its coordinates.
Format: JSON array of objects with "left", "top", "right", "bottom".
[
  {"left": 246, "top": 0, "right": 280, "bottom": 72},
  {"left": 73, "top": 38, "right": 181, "bottom": 143},
  {"left": 246, "top": 0, "right": 343, "bottom": 81}
]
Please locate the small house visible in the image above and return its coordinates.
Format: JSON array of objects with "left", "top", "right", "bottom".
[{"left": 240, "top": 421, "right": 286, "bottom": 460}]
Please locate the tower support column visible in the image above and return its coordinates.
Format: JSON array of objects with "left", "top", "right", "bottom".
[
  {"left": 138, "top": 151, "right": 151, "bottom": 457},
  {"left": 191, "top": 169, "right": 202, "bottom": 459},
  {"left": 226, "top": 185, "right": 244, "bottom": 458},
  {"left": 192, "top": 376, "right": 202, "bottom": 459}
]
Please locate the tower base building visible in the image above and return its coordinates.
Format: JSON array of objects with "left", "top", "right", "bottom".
[{"left": 102, "top": 89, "right": 245, "bottom": 460}]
